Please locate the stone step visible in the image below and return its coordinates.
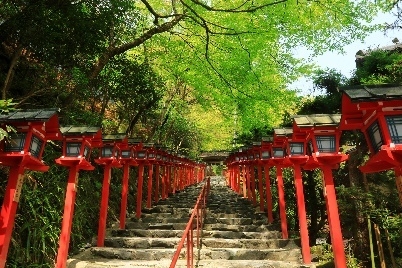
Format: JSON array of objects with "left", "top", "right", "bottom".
[
  {"left": 110, "top": 228, "right": 282, "bottom": 240},
  {"left": 202, "top": 230, "right": 282, "bottom": 239},
  {"left": 201, "top": 238, "right": 300, "bottom": 249},
  {"left": 67, "top": 258, "right": 314, "bottom": 268},
  {"left": 128, "top": 216, "right": 195, "bottom": 224},
  {"left": 142, "top": 206, "right": 191, "bottom": 214},
  {"left": 204, "top": 217, "right": 253, "bottom": 225},
  {"left": 204, "top": 223, "right": 279, "bottom": 232},
  {"left": 103, "top": 237, "right": 299, "bottom": 250},
  {"left": 104, "top": 237, "right": 180, "bottom": 249},
  {"left": 125, "top": 222, "right": 188, "bottom": 230},
  {"left": 89, "top": 247, "right": 302, "bottom": 262},
  {"left": 110, "top": 229, "right": 183, "bottom": 238}
]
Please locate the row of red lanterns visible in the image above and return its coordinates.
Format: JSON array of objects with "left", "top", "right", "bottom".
[
  {"left": 0, "top": 109, "right": 205, "bottom": 268},
  {"left": 226, "top": 114, "right": 347, "bottom": 268}
]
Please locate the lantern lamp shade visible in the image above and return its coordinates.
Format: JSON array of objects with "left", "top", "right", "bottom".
[
  {"left": 272, "top": 147, "right": 285, "bottom": 158},
  {"left": 289, "top": 142, "right": 304, "bottom": 155},
  {"left": 386, "top": 115, "right": 402, "bottom": 144},
  {"left": 367, "top": 120, "right": 384, "bottom": 152},
  {"left": 261, "top": 150, "right": 270, "bottom": 159},
  {"left": 254, "top": 152, "right": 260, "bottom": 159},
  {"left": 29, "top": 135, "right": 44, "bottom": 158},
  {"left": 120, "top": 149, "right": 132, "bottom": 158},
  {"left": 5, "top": 133, "right": 26, "bottom": 152},
  {"left": 148, "top": 152, "right": 155, "bottom": 159},
  {"left": 66, "top": 142, "right": 82, "bottom": 157},
  {"left": 136, "top": 150, "right": 147, "bottom": 159},
  {"left": 315, "top": 135, "right": 336, "bottom": 153},
  {"left": 156, "top": 153, "right": 162, "bottom": 160},
  {"left": 248, "top": 154, "right": 254, "bottom": 160},
  {"left": 101, "top": 146, "right": 114, "bottom": 157}
]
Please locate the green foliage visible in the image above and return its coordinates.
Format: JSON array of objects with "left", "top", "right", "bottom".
[{"left": 352, "top": 49, "right": 402, "bottom": 84}]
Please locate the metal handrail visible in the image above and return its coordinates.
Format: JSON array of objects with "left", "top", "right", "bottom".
[{"left": 169, "top": 177, "right": 210, "bottom": 268}]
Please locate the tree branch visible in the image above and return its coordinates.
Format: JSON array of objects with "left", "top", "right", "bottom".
[{"left": 187, "top": 0, "right": 288, "bottom": 13}]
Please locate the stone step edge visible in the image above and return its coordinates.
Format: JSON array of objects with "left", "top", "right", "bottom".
[{"left": 67, "top": 259, "right": 316, "bottom": 268}]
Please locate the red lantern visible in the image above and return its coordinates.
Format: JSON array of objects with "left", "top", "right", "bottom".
[{"left": 0, "top": 108, "right": 61, "bottom": 268}]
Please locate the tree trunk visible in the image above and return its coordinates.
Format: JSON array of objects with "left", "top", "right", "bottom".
[
  {"left": 89, "top": 15, "right": 184, "bottom": 81},
  {"left": 2, "top": 46, "right": 23, "bottom": 100},
  {"left": 348, "top": 148, "right": 371, "bottom": 264},
  {"left": 306, "top": 170, "right": 319, "bottom": 246}
]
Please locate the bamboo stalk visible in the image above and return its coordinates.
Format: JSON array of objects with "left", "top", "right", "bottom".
[
  {"left": 368, "top": 218, "right": 376, "bottom": 268},
  {"left": 384, "top": 228, "right": 397, "bottom": 268},
  {"left": 373, "top": 223, "right": 386, "bottom": 268}
]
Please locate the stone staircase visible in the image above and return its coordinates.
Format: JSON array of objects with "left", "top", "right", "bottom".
[{"left": 67, "top": 177, "right": 314, "bottom": 268}]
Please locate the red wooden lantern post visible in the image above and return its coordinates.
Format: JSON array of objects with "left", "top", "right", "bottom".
[
  {"left": 284, "top": 128, "right": 312, "bottom": 264},
  {"left": 293, "top": 114, "right": 348, "bottom": 268},
  {"left": 340, "top": 85, "right": 402, "bottom": 206},
  {"left": 153, "top": 146, "right": 164, "bottom": 203},
  {"left": 246, "top": 147, "right": 257, "bottom": 206},
  {"left": 134, "top": 142, "right": 148, "bottom": 219},
  {"left": 270, "top": 129, "right": 292, "bottom": 240},
  {"left": 226, "top": 154, "right": 235, "bottom": 191},
  {"left": 160, "top": 152, "right": 169, "bottom": 200},
  {"left": 252, "top": 142, "right": 265, "bottom": 212},
  {"left": 144, "top": 143, "right": 156, "bottom": 209},
  {"left": 118, "top": 138, "right": 140, "bottom": 229},
  {"left": 234, "top": 153, "right": 241, "bottom": 194},
  {"left": 259, "top": 137, "right": 274, "bottom": 223},
  {"left": 95, "top": 134, "right": 126, "bottom": 247},
  {"left": 0, "top": 109, "right": 60, "bottom": 268},
  {"left": 55, "top": 126, "right": 102, "bottom": 268}
]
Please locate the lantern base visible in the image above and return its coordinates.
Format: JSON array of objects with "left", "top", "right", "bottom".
[
  {"left": 0, "top": 153, "right": 48, "bottom": 172},
  {"left": 359, "top": 148, "right": 401, "bottom": 174},
  {"left": 95, "top": 158, "right": 122, "bottom": 168},
  {"left": 55, "top": 157, "right": 94, "bottom": 171}
]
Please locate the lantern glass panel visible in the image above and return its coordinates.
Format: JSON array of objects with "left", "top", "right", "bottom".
[
  {"left": 137, "top": 151, "right": 146, "bottom": 159},
  {"left": 367, "top": 120, "right": 383, "bottom": 152},
  {"left": 290, "top": 142, "right": 304, "bottom": 155},
  {"left": 386, "top": 115, "right": 402, "bottom": 144},
  {"left": 163, "top": 156, "right": 168, "bottom": 161},
  {"left": 102, "top": 146, "right": 114, "bottom": 157},
  {"left": 261, "top": 150, "right": 270, "bottom": 159},
  {"left": 273, "top": 147, "right": 284, "bottom": 158},
  {"left": 254, "top": 152, "right": 260, "bottom": 159},
  {"left": 29, "top": 135, "right": 43, "bottom": 158},
  {"left": 5, "top": 133, "right": 26, "bottom": 152},
  {"left": 148, "top": 152, "right": 155, "bottom": 159},
  {"left": 307, "top": 140, "right": 314, "bottom": 155},
  {"left": 248, "top": 154, "right": 254, "bottom": 160},
  {"left": 156, "top": 153, "right": 162, "bottom": 160},
  {"left": 83, "top": 146, "right": 90, "bottom": 159},
  {"left": 235, "top": 156, "right": 240, "bottom": 161},
  {"left": 121, "top": 150, "right": 131, "bottom": 158},
  {"left": 66, "top": 143, "right": 81, "bottom": 157},
  {"left": 316, "top": 135, "right": 336, "bottom": 153}
]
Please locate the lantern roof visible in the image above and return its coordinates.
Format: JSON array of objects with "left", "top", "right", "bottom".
[
  {"left": 252, "top": 141, "right": 261, "bottom": 146},
  {"left": 273, "top": 128, "right": 293, "bottom": 137},
  {"left": 0, "top": 108, "right": 61, "bottom": 140},
  {"left": 60, "top": 126, "right": 100, "bottom": 135},
  {"left": 102, "top": 134, "right": 127, "bottom": 142},
  {"left": 262, "top": 136, "right": 272, "bottom": 142},
  {"left": 60, "top": 126, "right": 102, "bottom": 147},
  {"left": 128, "top": 138, "right": 142, "bottom": 145},
  {"left": 340, "top": 84, "right": 402, "bottom": 102},
  {"left": 292, "top": 114, "right": 341, "bottom": 128},
  {"left": 0, "top": 108, "right": 59, "bottom": 122}
]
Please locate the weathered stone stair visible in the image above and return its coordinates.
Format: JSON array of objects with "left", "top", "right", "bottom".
[{"left": 67, "top": 177, "right": 314, "bottom": 268}]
